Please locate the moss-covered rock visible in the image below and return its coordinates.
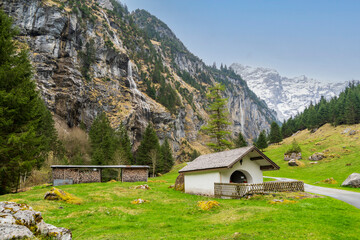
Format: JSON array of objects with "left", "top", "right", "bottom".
[{"left": 44, "top": 187, "right": 82, "bottom": 205}]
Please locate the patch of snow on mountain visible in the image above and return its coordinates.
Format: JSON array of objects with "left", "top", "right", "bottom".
[{"left": 230, "top": 63, "right": 349, "bottom": 122}]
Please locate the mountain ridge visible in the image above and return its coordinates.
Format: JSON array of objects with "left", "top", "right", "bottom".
[{"left": 231, "top": 63, "right": 349, "bottom": 122}]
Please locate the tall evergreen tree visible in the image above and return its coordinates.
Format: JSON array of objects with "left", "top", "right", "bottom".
[
  {"left": 0, "top": 10, "right": 57, "bottom": 194},
  {"left": 136, "top": 124, "right": 162, "bottom": 175},
  {"left": 114, "top": 123, "right": 133, "bottom": 164},
  {"left": 255, "top": 130, "right": 268, "bottom": 150},
  {"left": 89, "top": 113, "right": 116, "bottom": 165},
  {"left": 201, "top": 83, "right": 232, "bottom": 152},
  {"left": 268, "top": 122, "right": 282, "bottom": 144},
  {"left": 234, "top": 132, "right": 248, "bottom": 148},
  {"left": 161, "top": 138, "right": 174, "bottom": 173}
]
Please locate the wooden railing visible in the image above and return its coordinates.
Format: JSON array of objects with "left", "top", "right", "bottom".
[{"left": 214, "top": 181, "right": 304, "bottom": 198}]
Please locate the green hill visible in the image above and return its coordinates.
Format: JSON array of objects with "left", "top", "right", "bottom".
[
  {"left": 0, "top": 162, "right": 360, "bottom": 239},
  {"left": 265, "top": 123, "right": 360, "bottom": 192}
]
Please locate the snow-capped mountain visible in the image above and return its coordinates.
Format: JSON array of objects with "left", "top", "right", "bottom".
[{"left": 230, "top": 63, "right": 349, "bottom": 122}]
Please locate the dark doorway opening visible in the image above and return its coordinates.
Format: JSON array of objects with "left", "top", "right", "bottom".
[{"left": 230, "top": 170, "right": 248, "bottom": 183}]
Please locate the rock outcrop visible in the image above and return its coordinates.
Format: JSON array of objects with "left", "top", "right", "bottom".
[
  {"left": 0, "top": 201, "right": 71, "bottom": 240},
  {"left": 341, "top": 173, "right": 360, "bottom": 188},
  {"left": 309, "top": 153, "right": 325, "bottom": 161},
  {"left": 0, "top": 0, "right": 278, "bottom": 156},
  {"left": 284, "top": 152, "right": 302, "bottom": 161}
]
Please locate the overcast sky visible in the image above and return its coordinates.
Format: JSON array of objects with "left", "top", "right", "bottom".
[{"left": 121, "top": 0, "right": 360, "bottom": 83}]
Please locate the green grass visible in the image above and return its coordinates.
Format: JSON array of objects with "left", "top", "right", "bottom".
[
  {"left": 1, "top": 163, "right": 360, "bottom": 239},
  {"left": 264, "top": 123, "right": 360, "bottom": 192}
]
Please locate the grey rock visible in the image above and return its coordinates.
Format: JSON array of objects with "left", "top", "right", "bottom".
[
  {"left": 288, "top": 159, "right": 298, "bottom": 166},
  {"left": 13, "top": 209, "right": 42, "bottom": 226},
  {"left": 0, "top": 213, "right": 16, "bottom": 225},
  {"left": 38, "top": 221, "right": 72, "bottom": 240},
  {"left": 0, "top": 224, "right": 34, "bottom": 240},
  {"left": 309, "top": 153, "right": 325, "bottom": 161},
  {"left": 341, "top": 173, "right": 360, "bottom": 188},
  {"left": 342, "top": 128, "right": 351, "bottom": 134},
  {"left": 349, "top": 130, "right": 356, "bottom": 136},
  {"left": 284, "top": 152, "right": 301, "bottom": 161}
]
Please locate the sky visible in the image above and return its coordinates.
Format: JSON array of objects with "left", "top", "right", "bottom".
[{"left": 121, "top": 0, "right": 360, "bottom": 83}]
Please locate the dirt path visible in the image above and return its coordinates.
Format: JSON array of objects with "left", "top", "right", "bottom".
[{"left": 264, "top": 176, "right": 360, "bottom": 209}]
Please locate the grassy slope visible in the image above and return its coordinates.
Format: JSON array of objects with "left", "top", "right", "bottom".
[
  {"left": 264, "top": 124, "right": 360, "bottom": 192},
  {"left": 1, "top": 163, "right": 360, "bottom": 239}
]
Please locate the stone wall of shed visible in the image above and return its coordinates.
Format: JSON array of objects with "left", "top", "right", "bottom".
[
  {"left": 52, "top": 168, "right": 101, "bottom": 184},
  {"left": 122, "top": 168, "right": 148, "bottom": 182}
]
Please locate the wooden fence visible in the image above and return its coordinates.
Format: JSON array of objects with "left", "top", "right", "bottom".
[{"left": 214, "top": 181, "right": 304, "bottom": 198}]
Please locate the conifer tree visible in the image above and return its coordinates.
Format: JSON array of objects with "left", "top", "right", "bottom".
[
  {"left": 136, "top": 124, "right": 162, "bottom": 175},
  {"left": 201, "top": 83, "right": 232, "bottom": 152},
  {"left": 161, "top": 138, "right": 174, "bottom": 173},
  {"left": 255, "top": 130, "right": 268, "bottom": 150},
  {"left": 89, "top": 113, "right": 116, "bottom": 165},
  {"left": 114, "top": 123, "right": 133, "bottom": 164},
  {"left": 0, "top": 10, "right": 57, "bottom": 193},
  {"left": 234, "top": 132, "right": 248, "bottom": 148},
  {"left": 269, "top": 122, "right": 282, "bottom": 144}
]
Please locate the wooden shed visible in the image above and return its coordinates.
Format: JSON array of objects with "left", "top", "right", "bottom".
[{"left": 51, "top": 165, "right": 150, "bottom": 186}]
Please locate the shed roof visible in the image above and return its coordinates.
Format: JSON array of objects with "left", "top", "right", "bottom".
[
  {"left": 179, "top": 146, "right": 279, "bottom": 173},
  {"left": 51, "top": 165, "right": 150, "bottom": 169}
]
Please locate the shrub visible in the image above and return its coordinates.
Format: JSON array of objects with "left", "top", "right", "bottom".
[{"left": 285, "top": 139, "right": 302, "bottom": 154}]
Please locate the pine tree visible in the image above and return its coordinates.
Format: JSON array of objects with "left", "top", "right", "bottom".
[
  {"left": 136, "top": 124, "right": 162, "bottom": 175},
  {"left": 269, "top": 122, "right": 282, "bottom": 144},
  {"left": 89, "top": 113, "right": 116, "bottom": 165},
  {"left": 255, "top": 130, "right": 268, "bottom": 150},
  {"left": 114, "top": 123, "right": 133, "bottom": 164},
  {"left": 201, "top": 83, "right": 232, "bottom": 152},
  {"left": 234, "top": 132, "right": 247, "bottom": 148},
  {"left": 0, "top": 10, "right": 57, "bottom": 194},
  {"left": 161, "top": 138, "right": 174, "bottom": 173}
]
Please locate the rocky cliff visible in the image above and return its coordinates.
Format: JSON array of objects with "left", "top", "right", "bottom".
[
  {"left": 1, "top": 0, "right": 277, "bottom": 157},
  {"left": 231, "top": 63, "right": 348, "bottom": 122}
]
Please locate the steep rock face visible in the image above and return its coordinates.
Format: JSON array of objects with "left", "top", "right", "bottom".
[
  {"left": 231, "top": 63, "right": 348, "bottom": 122},
  {"left": 1, "top": 0, "right": 277, "bottom": 155}
]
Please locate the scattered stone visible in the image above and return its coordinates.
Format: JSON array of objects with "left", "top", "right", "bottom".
[
  {"left": 288, "top": 159, "right": 298, "bottom": 166},
  {"left": 309, "top": 153, "right": 325, "bottom": 161},
  {"left": 310, "top": 128, "right": 318, "bottom": 133},
  {"left": 309, "top": 161, "right": 318, "bottom": 165},
  {"left": 321, "top": 177, "right": 337, "bottom": 184},
  {"left": 175, "top": 173, "right": 184, "bottom": 192},
  {"left": 107, "top": 179, "right": 117, "bottom": 183},
  {"left": 168, "top": 185, "right": 174, "bottom": 188},
  {"left": 342, "top": 128, "right": 351, "bottom": 134},
  {"left": 284, "top": 152, "right": 302, "bottom": 161},
  {"left": 135, "top": 184, "right": 150, "bottom": 190},
  {"left": 269, "top": 199, "right": 297, "bottom": 204},
  {"left": 349, "top": 130, "right": 357, "bottom": 136},
  {"left": 131, "top": 199, "right": 149, "bottom": 204},
  {"left": 44, "top": 187, "right": 82, "bottom": 204},
  {"left": 0, "top": 201, "right": 72, "bottom": 240},
  {"left": 341, "top": 173, "right": 360, "bottom": 188},
  {"left": 346, "top": 163, "right": 352, "bottom": 166}
]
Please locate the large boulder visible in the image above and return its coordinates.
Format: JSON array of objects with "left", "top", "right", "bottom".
[
  {"left": 44, "top": 187, "right": 82, "bottom": 204},
  {"left": 341, "top": 173, "right": 360, "bottom": 188},
  {"left": 0, "top": 224, "right": 34, "bottom": 240},
  {"left": 309, "top": 153, "right": 325, "bottom": 161},
  {"left": 284, "top": 152, "right": 301, "bottom": 161},
  {"left": 0, "top": 201, "right": 72, "bottom": 240},
  {"left": 175, "top": 173, "right": 184, "bottom": 192}
]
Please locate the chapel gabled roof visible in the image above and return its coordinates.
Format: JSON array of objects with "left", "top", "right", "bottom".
[{"left": 178, "top": 145, "right": 279, "bottom": 173}]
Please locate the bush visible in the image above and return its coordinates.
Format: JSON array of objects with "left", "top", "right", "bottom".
[{"left": 285, "top": 139, "right": 302, "bottom": 154}]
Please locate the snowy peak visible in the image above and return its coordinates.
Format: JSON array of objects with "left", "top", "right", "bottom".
[{"left": 230, "top": 63, "right": 349, "bottom": 122}]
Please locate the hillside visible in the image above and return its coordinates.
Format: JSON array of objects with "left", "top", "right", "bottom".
[
  {"left": 231, "top": 63, "right": 348, "bottom": 121},
  {"left": 265, "top": 123, "right": 360, "bottom": 191},
  {"left": 0, "top": 165, "right": 359, "bottom": 239},
  {"left": 0, "top": 0, "right": 277, "bottom": 157}
]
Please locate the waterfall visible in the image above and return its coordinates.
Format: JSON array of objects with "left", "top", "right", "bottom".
[
  {"left": 100, "top": 10, "right": 122, "bottom": 49},
  {"left": 127, "top": 60, "right": 151, "bottom": 115},
  {"left": 127, "top": 61, "right": 138, "bottom": 90}
]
